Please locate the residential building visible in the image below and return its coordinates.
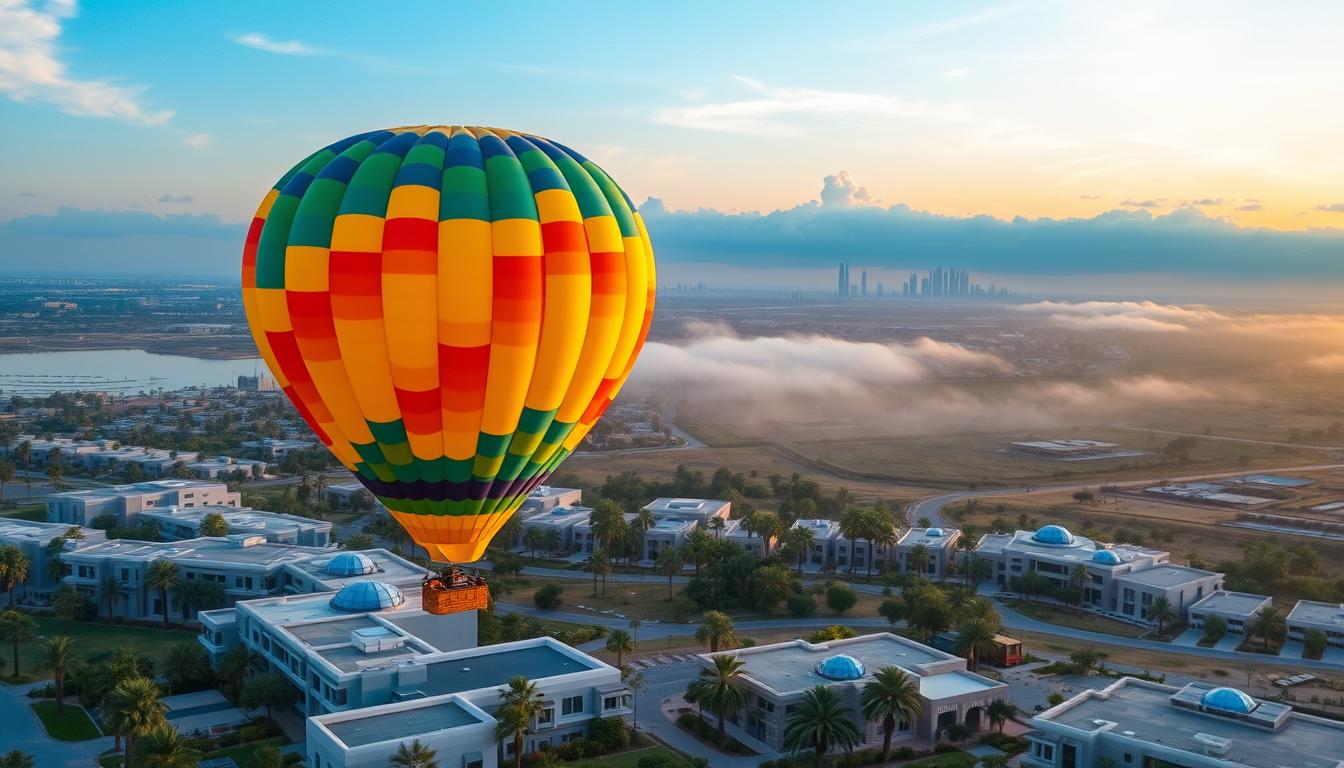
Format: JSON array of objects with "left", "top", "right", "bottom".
[
  {"left": 975, "top": 525, "right": 1223, "bottom": 625},
  {"left": 893, "top": 527, "right": 961, "bottom": 579},
  {"left": 642, "top": 517, "right": 696, "bottom": 561},
  {"left": 0, "top": 519, "right": 105, "bottom": 605},
  {"left": 183, "top": 455, "right": 269, "bottom": 480},
  {"left": 46, "top": 480, "right": 241, "bottom": 527},
  {"left": 139, "top": 505, "right": 332, "bottom": 547},
  {"left": 791, "top": 518, "right": 842, "bottom": 569},
  {"left": 1023, "top": 678, "right": 1344, "bottom": 767},
  {"left": 1286, "top": 600, "right": 1344, "bottom": 647},
  {"left": 321, "top": 482, "right": 372, "bottom": 507},
  {"left": 1186, "top": 591, "right": 1272, "bottom": 636},
  {"left": 241, "top": 438, "right": 317, "bottom": 460},
  {"left": 699, "top": 633, "right": 1006, "bottom": 750},
  {"left": 641, "top": 498, "right": 731, "bottom": 526},
  {"left": 518, "top": 486, "right": 583, "bottom": 515},
  {"left": 517, "top": 505, "right": 593, "bottom": 554}
]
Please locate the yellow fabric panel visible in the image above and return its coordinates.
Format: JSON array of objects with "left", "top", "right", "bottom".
[
  {"left": 436, "top": 219, "right": 492, "bottom": 346},
  {"left": 605, "top": 234, "right": 649, "bottom": 377},
  {"left": 386, "top": 184, "right": 440, "bottom": 221},
  {"left": 304, "top": 358, "right": 375, "bottom": 444},
  {"left": 442, "top": 411, "right": 482, "bottom": 461},
  {"left": 330, "top": 213, "right": 385, "bottom": 252},
  {"left": 256, "top": 288, "right": 293, "bottom": 333},
  {"left": 406, "top": 430, "right": 442, "bottom": 461},
  {"left": 535, "top": 189, "right": 582, "bottom": 224},
  {"left": 490, "top": 218, "right": 542, "bottom": 255},
  {"left": 255, "top": 189, "right": 280, "bottom": 220},
  {"left": 525, "top": 272, "right": 591, "bottom": 411},
  {"left": 583, "top": 216, "right": 623, "bottom": 253},
  {"left": 479, "top": 342, "right": 535, "bottom": 435},
  {"left": 241, "top": 285, "right": 289, "bottom": 389},
  {"left": 331, "top": 317, "right": 401, "bottom": 422},
  {"left": 553, "top": 285, "right": 624, "bottom": 424},
  {"left": 382, "top": 272, "right": 440, "bottom": 392},
  {"left": 284, "top": 246, "right": 330, "bottom": 292}
]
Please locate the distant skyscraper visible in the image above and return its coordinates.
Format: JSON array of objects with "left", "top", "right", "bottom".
[
  {"left": 877, "top": 282, "right": 883, "bottom": 298},
  {"left": 838, "top": 263, "right": 846, "bottom": 297},
  {"left": 861, "top": 269, "right": 868, "bottom": 296}
]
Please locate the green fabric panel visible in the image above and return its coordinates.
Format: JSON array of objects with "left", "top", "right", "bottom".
[
  {"left": 484, "top": 154, "right": 538, "bottom": 222},
  {"left": 439, "top": 166, "right": 490, "bottom": 221},
  {"left": 584, "top": 161, "right": 638, "bottom": 237}
]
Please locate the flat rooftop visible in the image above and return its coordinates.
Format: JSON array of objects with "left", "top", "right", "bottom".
[
  {"left": 1116, "top": 564, "right": 1219, "bottom": 588},
  {"left": 1287, "top": 600, "right": 1344, "bottom": 627},
  {"left": 143, "top": 506, "right": 329, "bottom": 532},
  {"left": 67, "top": 537, "right": 324, "bottom": 566},
  {"left": 1044, "top": 679, "right": 1344, "bottom": 768},
  {"left": 643, "top": 498, "right": 729, "bottom": 516},
  {"left": 899, "top": 527, "right": 958, "bottom": 548},
  {"left": 422, "top": 643, "right": 597, "bottom": 696},
  {"left": 326, "top": 700, "right": 482, "bottom": 747},
  {"left": 50, "top": 479, "right": 224, "bottom": 500},
  {"left": 287, "top": 549, "right": 426, "bottom": 588},
  {"left": 714, "top": 633, "right": 964, "bottom": 694},
  {"left": 1190, "top": 591, "right": 1270, "bottom": 617},
  {"left": 919, "top": 671, "right": 1001, "bottom": 698}
]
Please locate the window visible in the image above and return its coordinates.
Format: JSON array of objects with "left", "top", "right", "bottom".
[
  {"left": 603, "top": 696, "right": 619, "bottom": 710},
  {"left": 538, "top": 708, "right": 554, "bottom": 725},
  {"left": 332, "top": 688, "right": 347, "bottom": 705},
  {"left": 561, "top": 695, "right": 584, "bottom": 716},
  {"left": 120, "top": 568, "right": 129, "bottom": 581}
]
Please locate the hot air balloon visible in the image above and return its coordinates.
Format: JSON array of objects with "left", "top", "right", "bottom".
[{"left": 241, "top": 126, "right": 655, "bottom": 579}]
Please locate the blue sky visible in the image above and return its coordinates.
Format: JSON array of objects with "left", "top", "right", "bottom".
[{"left": 3, "top": 0, "right": 1344, "bottom": 287}]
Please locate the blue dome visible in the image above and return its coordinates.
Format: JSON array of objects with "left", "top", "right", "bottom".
[
  {"left": 1092, "top": 549, "right": 1121, "bottom": 565},
  {"left": 1033, "top": 525, "right": 1075, "bottom": 545},
  {"left": 815, "top": 655, "right": 866, "bottom": 681},
  {"left": 1202, "top": 687, "right": 1256, "bottom": 714},
  {"left": 324, "top": 552, "right": 377, "bottom": 577},
  {"left": 330, "top": 580, "right": 405, "bottom": 612},
  {"left": 926, "top": 528, "right": 944, "bottom": 537}
]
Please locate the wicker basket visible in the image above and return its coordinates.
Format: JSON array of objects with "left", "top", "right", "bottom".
[{"left": 422, "top": 576, "right": 490, "bottom": 615}]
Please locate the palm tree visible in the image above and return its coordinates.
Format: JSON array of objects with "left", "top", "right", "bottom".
[
  {"left": 541, "top": 529, "right": 562, "bottom": 556},
  {"left": 686, "top": 655, "right": 748, "bottom": 743},
  {"left": 0, "top": 545, "right": 30, "bottom": 608},
  {"left": 860, "top": 666, "right": 923, "bottom": 763},
  {"left": 523, "top": 527, "right": 544, "bottom": 558},
  {"left": 40, "top": 635, "right": 75, "bottom": 713},
  {"left": 106, "top": 676, "right": 167, "bottom": 768},
  {"left": 0, "top": 461, "right": 14, "bottom": 502},
  {"left": 695, "top": 610, "right": 737, "bottom": 652},
  {"left": 495, "top": 676, "right": 544, "bottom": 768},
  {"left": 0, "top": 609, "right": 36, "bottom": 677},
  {"left": 655, "top": 546, "right": 684, "bottom": 599},
  {"left": 606, "top": 630, "right": 634, "bottom": 666},
  {"left": 1252, "top": 606, "right": 1286, "bottom": 651},
  {"left": 587, "top": 551, "right": 611, "bottom": 597},
  {"left": 100, "top": 575, "right": 121, "bottom": 620},
  {"left": 45, "top": 462, "right": 63, "bottom": 491},
  {"left": 783, "top": 686, "right": 862, "bottom": 768},
  {"left": 629, "top": 618, "right": 642, "bottom": 655},
  {"left": 0, "top": 752, "right": 36, "bottom": 768},
  {"left": 145, "top": 560, "right": 180, "bottom": 627},
  {"left": 956, "top": 617, "right": 998, "bottom": 672},
  {"left": 906, "top": 543, "right": 932, "bottom": 576},
  {"left": 15, "top": 441, "right": 32, "bottom": 493},
  {"left": 707, "top": 516, "right": 725, "bottom": 539},
  {"left": 783, "top": 525, "right": 815, "bottom": 574},
  {"left": 839, "top": 507, "right": 867, "bottom": 574},
  {"left": 389, "top": 739, "right": 439, "bottom": 768},
  {"left": 956, "top": 524, "right": 978, "bottom": 578},
  {"left": 1149, "top": 596, "right": 1176, "bottom": 634},
  {"left": 135, "top": 726, "right": 199, "bottom": 768},
  {"left": 987, "top": 699, "right": 1019, "bottom": 733},
  {"left": 868, "top": 520, "right": 897, "bottom": 581}
]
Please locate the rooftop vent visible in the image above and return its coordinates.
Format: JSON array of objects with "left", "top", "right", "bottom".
[
  {"left": 351, "top": 626, "right": 405, "bottom": 653},
  {"left": 1192, "top": 733, "right": 1232, "bottom": 756}
]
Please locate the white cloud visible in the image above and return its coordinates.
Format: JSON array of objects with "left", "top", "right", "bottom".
[
  {"left": 820, "top": 171, "right": 876, "bottom": 208},
  {"left": 183, "top": 132, "right": 211, "bottom": 149},
  {"left": 230, "top": 32, "right": 315, "bottom": 55},
  {"left": 0, "top": 0, "right": 171, "bottom": 125},
  {"left": 941, "top": 68, "right": 969, "bottom": 79},
  {"left": 654, "top": 75, "right": 969, "bottom": 134}
]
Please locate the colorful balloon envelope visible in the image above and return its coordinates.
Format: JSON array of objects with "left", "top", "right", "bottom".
[{"left": 241, "top": 126, "right": 655, "bottom": 563}]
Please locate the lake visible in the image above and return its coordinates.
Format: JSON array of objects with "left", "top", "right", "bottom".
[{"left": 0, "top": 349, "right": 266, "bottom": 396}]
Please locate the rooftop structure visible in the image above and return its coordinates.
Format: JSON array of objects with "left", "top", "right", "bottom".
[
  {"left": 701, "top": 633, "right": 1006, "bottom": 750},
  {"left": 1024, "top": 677, "right": 1344, "bottom": 767},
  {"left": 518, "top": 485, "right": 583, "bottom": 515},
  {"left": 47, "top": 480, "right": 241, "bottom": 527},
  {"left": 1286, "top": 600, "right": 1344, "bottom": 647},
  {"left": 138, "top": 505, "right": 332, "bottom": 547},
  {"left": 0, "top": 519, "right": 106, "bottom": 604},
  {"left": 642, "top": 497, "right": 732, "bottom": 524},
  {"left": 1009, "top": 439, "right": 1140, "bottom": 461},
  {"left": 1143, "top": 482, "right": 1278, "bottom": 507},
  {"left": 1187, "top": 591, "right": 1273, "bottom": 635},
  {"left": 241, "top": 438, "right": 317, "bottom": 460}
]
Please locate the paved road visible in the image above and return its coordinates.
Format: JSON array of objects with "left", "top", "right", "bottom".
[
  {"left": 0, "top": 683, "right": 113, "bottom": 767},
  {"left": 633, "top": 659, "right": 778, "bottom": 768}
]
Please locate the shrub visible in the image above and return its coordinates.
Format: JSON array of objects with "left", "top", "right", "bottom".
[
  {"left": 590, "top": 716, "right": 629, "bottom": 752},
  {"left": 671, "top": 595, "right": 700, "bottom": 623},
  {"left": 825, "top": 582, "right": 858, "bottom": 615},
  {"left": 638, "top": 756, "right": 679, "bottom": 768},
  {"left": 534, "top": 583, "right": 564, "bottom": 609},
  {"left": 787, "top": 594, "right": 817, "bottom": 618}
]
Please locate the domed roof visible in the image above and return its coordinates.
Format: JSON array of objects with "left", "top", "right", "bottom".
[
  {"left": 324, "top": 552, "right": 378, "bottom": 576},
  {"left": 1091, "top": 549, "right": 1121, "bottom": 565},
  {"left": 1033, "top": 525, "right": 1075, "bottom": 545},
  {"left": 329, "top": 580, "right": 405, "bottom": 612},
  {"left": 1202, "top": 687, "right": 1257, "bottom": 714},
  {"left": 815, "top": 655, "right": 866, "bottom": 681},
  {"left": 926, "top": 528, "right": 944, "bottom": 537}
]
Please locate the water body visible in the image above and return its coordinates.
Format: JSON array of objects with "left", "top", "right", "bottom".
[{"left": 0, "top": 349, "right": 265, "bottom": 396}]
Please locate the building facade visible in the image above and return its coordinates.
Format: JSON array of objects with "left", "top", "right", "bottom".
[
  {"left": 47, "top": 480, "right": 241, "bottom": 527},
  {"left": 1286, "top": 600, "right": 1344, "bottom": 647},
  {"left": 0, "top": 519, "right": 106, "bottom": 604}
]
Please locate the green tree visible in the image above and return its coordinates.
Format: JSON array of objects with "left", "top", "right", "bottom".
[
  {"left": 0, "top": 752, "right": 35, "bottom": 768},
  {"left": 240, "top": 673, "right": 296, "bottom": 720},
  {"left": 903, "top": 583, "right": 953, "bottom": 640},
  {"left": 686, "top": 655, "right": 748, "bottom": 744},
  {"left": 781, "top": 525, "right": 815, "bottom": 574},
  {"left": 217, "top": 645, "right": 252, "bottom": 704},
  {"left": 0, "top": 461, "right": 14, "bottom": 502},
  {"left": 782, "top": 685, "right": 862, "bottom": 768},
  {"left": 52, "top": 585, "right": 91, "bottom": 621},
  {"left": 695, "top": 610, "right": 737, "bottom": 652},
  {"left": 1200, "top": 614, "right": 1228, "bottom": 645},
  {"left": 605, "top": 629, "right": 634, "bottom": 666},
  {"left": 495, "top": 676, "right": 544, "bottom": 768},
  {"left": 389, "top": 739, "right": 439, "bottom": 768},
  {"left": 145, "top": 560, "right": 180, "bottom": 628},
  {"left": 136, "top": 726, "right": 199, "bottom": 768},
  {"left": 248, "top": 746, "right": 285, "bottom": 768},
  {"left": 0, "top": 609, "right": 36, "bottom": 677},
  {"left": 655, "top": 546, "right": 685, "bottom": 600},
  {"left": 750, "top": 564, "right": 796, "bottom": 615},
  {"left": 164, "top": 642, "right": 214, "bottom": 695},
  {"left": 988, "top": 699, "right": 1019, "bottom": 733},
  {"left": 533, "top": 583, "right": 563, "bottom": 609},
  {"left": 906, "top": 543, "right": 932, "bottom": 576},
  {"left": 106, "top": 676, "right": 167, "bottom": 768},
  {"left": 825, "top": 582, "right": 858, "bottom": 616},
  {"left": 860, "top": 666, "right": 922, "bottom": 763},
  {"left": 198, "top": 512, "right": 229, "bottom": 537},
  {"left": 40, "top": 635, "right": 75, "bottom": 712},
  {"left": 341, "top": 533, "right": 375, "bottom": 550},
  {"left": 839, "top": 508, "right": 868, "bottom": 574},
  {"left": 1148, "top": 596, "right": 1175, "bottom": 634},
  {"left": 15, "top": 441, "right": 33, "bottom": 493},
  {"left": 956, "top": 617, "right": 998, "bottom": 672},
  {"left": 1304, "top": 629, "right": 1328, "bottom": 659},
  {"left": 523, "top": 528, "right": 544, "bottom": 558},
  {"left": 1251, "top": 606, "right": 1286, "bottom": 651},
  {"left": 46, "top": 462, "right": 63, "bottom": 491},
  {"left": 587, "top": 551, "right": 611, "bottom": 598},
  {"left": 0, "top": 545, "right": 30, "bottom": 608}
]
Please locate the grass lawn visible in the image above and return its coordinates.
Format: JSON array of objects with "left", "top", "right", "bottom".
[
  {"left": 0, "top": 505, "right": 47, "bottom": 521},
  {"left": 567, "top": 745, "right": 692, "bottom": 768},
  {"left": 97, "top": 736, "right": 289, "bottom": 768},
  {"left": 30, "top": 700, "right": 101, "bottom": 741},
  {"left": 905, "top": 752, "right": 977, "bottom": 768},
  {"left": 7, "top": 616, "right": 198, "bottom": 683},
  {"left": 1001, "top": 599, "right": 1146, "bottom": 638}
]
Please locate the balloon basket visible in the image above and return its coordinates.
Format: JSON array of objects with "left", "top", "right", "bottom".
[{"left": 422, "top": 566, "right": 490, "bottom": 615}]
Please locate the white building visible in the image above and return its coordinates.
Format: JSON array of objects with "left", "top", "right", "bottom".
[
  {"left": 642, "top": 517, "right": 696, "bottom": 561},
  {"left": 699, "top": 633, "right": 1006, "bottom": 749},
  {"left": 975, "top": 525, "right": 1223, "bottom": 625},
  {"left": 242, "top": 438, "right": 317, "bottom": 461},
  {"left": 138, "top": 505, "right": 332, "bottom": 547},
  {"left": 518, "top": 486, "right": 583, "bottom": 515},
  {"left": 1024, "top": 678, "right": 1344, "bottom": 768},
  {"left": 0, "top": 519, "right": 105, "bottom": 605},
  {"left": 642, "top": 498, "right": 731, "bottom": 525},
  {"left": 47, "top": 480, "right": 241, "bottom": 527},
  {"left": 184, "top": 456, "right": 268, "bottom": 480},
  {"left": 517, "top": 505, "right": 593, "bottom": 554},
  {"left": 1286, "top": 600, "right": 1344, "bottom": 647},
  {"left": 1186, "top": 591, "right": 1272, "bottom": 636},
  {"left": 789, "top": 521, "right": 960, "bottom": 578}
]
